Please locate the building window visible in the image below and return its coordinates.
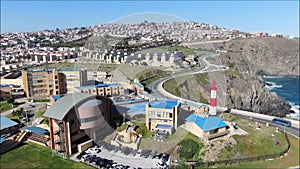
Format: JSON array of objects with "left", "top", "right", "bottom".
[
  {"left": 169, "top": 113, "right": 172, "bottom": 118},
  {"left": 79, "top": 114, "right": 102, "bottom": 123},
  {"left": 157, "top": 112, "right": 161, "bottom": 117}
]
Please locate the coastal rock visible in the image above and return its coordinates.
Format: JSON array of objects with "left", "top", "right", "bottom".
[{"left": 213, "top": 37, "right": 298, "bottom": 116}]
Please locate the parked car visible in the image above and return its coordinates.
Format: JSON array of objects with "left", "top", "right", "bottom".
[
  {"left": 154, "top": 153, "right": 163, "bottom": 159},
  {"left": 26, "top": 104, "right": 35, "bottom": 108},
  {"left": 162, "top": 154, "right": 170, "bottom": 163}
]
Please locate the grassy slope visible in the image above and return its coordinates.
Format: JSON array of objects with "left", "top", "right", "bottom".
[
  {"left": 218, "top": 134, "right": 299, "bottom": 169},
  {"left": 28, "top": 62, "right": 119, "bottom": 73},
  {"left": 163, "top": 73, "right": 209, "bottom": 103},
  {"left": 219, "top": 114, "right": 287, "bottom": 159},
  {"left": 0, "top": 143, "right": 94, "bottom": 169},
  {"left": 0, "top": 102, "right": 15, "bottom": 114},
  {"left": 213, "top": 113, "right": 299, "bottom": 168}
]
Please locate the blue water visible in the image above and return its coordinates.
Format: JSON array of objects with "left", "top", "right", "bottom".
[{"left": 263, "top": 76, "right": 300, "bottom": 120}]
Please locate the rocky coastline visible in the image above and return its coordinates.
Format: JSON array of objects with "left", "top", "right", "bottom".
[{"left": 206, "top": 37, "right": 299, "bottom": 117}]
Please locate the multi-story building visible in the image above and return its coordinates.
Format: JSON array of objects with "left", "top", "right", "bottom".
[
  {"left": 22, "top": 68, "right": 89, "bottom": 99},
  {"left": 22, "top": 69, "right": 67, "bottom": 99},
  {"left": 76, "top": 83, "right": 124, "bottom": 97},
  {"left": 58, "top": 68, "right": 88, "bottom": 94},
  {"left": 0, "top": 84, "right": 12, "bottom": 101},
  {"left": 44, "top": 93, "right": 114, "bottom": 155},
  {"left": 145, "top": 100, "right": 180, "bottom": 135}
]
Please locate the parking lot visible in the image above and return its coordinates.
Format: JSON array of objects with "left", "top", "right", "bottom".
[{"left": 76, "top": 142, "right": 170, "bottom": 169}]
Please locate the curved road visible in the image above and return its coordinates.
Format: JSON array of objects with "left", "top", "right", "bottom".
[{"left": 148, "top": 53, "right": 300, "bottom": 139}]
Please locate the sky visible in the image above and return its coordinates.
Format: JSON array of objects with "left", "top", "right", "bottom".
[{"left": 1, "top": 1, "right": 299, "bottom": 37}]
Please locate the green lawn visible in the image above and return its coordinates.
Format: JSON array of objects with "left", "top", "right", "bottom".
[
  {"left": 218, "top": 114, "right": 288, "bottom": 160},
  {"left": 215, "top": 134, "right": 300, "bottom": 169},
  {"left": 5, "top": 113, "right": 21, "bottom": 123},
  {"left": 0, "top": 143, "right": 94, "bottom": 169},
  {"left": 33, "top": 99, "right": 50, "bottom": 103},
  {"left": 34, "top": 106, "right": 47, "bottom": 119},
  {"left": 0, "top": 102, "right": 17, "bottom": 114}
]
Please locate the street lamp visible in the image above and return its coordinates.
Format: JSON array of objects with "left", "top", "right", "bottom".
[{"left": 24, "top": 110, "right": 29, "bottom": 126}]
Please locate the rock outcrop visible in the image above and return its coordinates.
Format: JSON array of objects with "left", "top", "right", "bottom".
[{"left": 214, "top": 37, "right": 299, "bottom": 116}]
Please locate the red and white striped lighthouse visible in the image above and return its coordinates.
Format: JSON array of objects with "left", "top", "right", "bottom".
[{"left": 209, "top": 81, "right": 217, "bottom": 116}]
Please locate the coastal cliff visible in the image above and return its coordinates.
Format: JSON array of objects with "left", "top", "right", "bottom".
[
  {"left": 214, "top": 37, "right": 299, "bottom": 116},
  {"left": 170, "top": 37, "right": 299, "bottom": 117}
]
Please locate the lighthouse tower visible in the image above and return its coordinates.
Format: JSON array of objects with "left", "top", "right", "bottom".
[{"left": 209, "top": 81, "right": 217, "bottom": 116}]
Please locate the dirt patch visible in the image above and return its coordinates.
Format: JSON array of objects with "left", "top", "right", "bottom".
[{"left": 201, "top": 136, "right": 237, "bottom": 162}]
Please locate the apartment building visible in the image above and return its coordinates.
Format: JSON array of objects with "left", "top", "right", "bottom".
[
  {"left": 22, "top": 69, "right": 67, "bottom": 99},
  {"left": 76, "top": 83, "right": 124, "bottom": 97},
  {"left": 58, "top": 68, "right": 87, "bottom": 94},
  {"left": 145, "top": 100, "right": 180, "bottom": 135}
]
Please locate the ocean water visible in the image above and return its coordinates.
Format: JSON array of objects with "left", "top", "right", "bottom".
[{"left": 263, "top": 76, "right": 300, "bottom": 120}]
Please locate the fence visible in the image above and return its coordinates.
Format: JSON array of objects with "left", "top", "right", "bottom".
[{"left": 195, "top": 131, "right": 291, "bottom": 167}]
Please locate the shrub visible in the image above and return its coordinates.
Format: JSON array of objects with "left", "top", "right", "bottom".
[
  {"left": 12, "top": 108, "right": 24, "bottom": 119},
  {"left": 178, "top": 139, "right": 199, "bottom": 159},
  {"left": 135, "top": 123, "right": 154, "bottom": 138},
  {"left": 7, "top": 98, "right": 15, "bottom": 104},
  {"left": 117, "top": 123, "right": 128, "bottom": 132}
]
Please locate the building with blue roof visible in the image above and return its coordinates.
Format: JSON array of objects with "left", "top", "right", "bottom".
[
  {"left": 25, "top": 126, "right": 48, "bottom": 135},
  {"left": 145, "top": 100, "right": 180, "bottom": 135},
  {"left": 76, "top": 83, "right": 124, "bottom": 97},
  {"left": 0, "top": 116, "right": 18, "bottom": 135},
  {"left": 185, "top": 114, "right": 229, "bottom": 141}
]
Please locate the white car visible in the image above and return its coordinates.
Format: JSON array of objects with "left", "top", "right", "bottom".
[
  {"left": 26, "top": 104, "right": 36, "bottom": 108},
  {"left": 86, "top": 147, "right": 101, "bottom": 154}
]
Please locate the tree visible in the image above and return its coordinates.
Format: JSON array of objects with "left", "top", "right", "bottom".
[
  {"left": 178, "top": 139, "right": 199, "bottom": 159},
  {"left": 12, "top": 108, "right": 24, "bottom": 119},
  {"left": 7, "top": 98, "right": 15, "bottom": 104}
]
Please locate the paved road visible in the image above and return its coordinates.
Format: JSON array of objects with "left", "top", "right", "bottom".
[
  {"left": 1, "top": 98, "right": 47, "bottom": 126},
  {"left": 148, "top": 53, "right": 300, "bottom": 139},
  {"left": 233, "top": 113, "right": 300, "bottom": 139},
  {"left": 148, "top": 53, "right": 225, "bottom": 100}
]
